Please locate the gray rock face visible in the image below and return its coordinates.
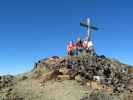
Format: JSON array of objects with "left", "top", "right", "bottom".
[
  {"left": 33, "top": 54, "right": 131, "bottom": 94},
  {"left": 80, "top": 91, "right": 121, "bottom": 100},
  {"left": 0, "top": 75, "right": 17, "bottom": 100},
  {"left": 0, "top": 75, "right": 15, "bottom": 90},
  {"left": 69, "top": 55, "right": 129, "bottom": 93}
]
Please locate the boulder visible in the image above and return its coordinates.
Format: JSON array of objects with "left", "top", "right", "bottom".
[
  {"left": 59, "top": 68, "right": 69, "bottom": 75},
  {"left": 128, "top": 67, "right": 133, "bottom": 74},
  {"left": 86, "top": 81, "right": 101, "bottom": 90},
  {"left": 0, "top": 75, "right": 15, "bottom": 90},
  {"left": 57, "top": 75, "right": 70, "bottom": 81}
]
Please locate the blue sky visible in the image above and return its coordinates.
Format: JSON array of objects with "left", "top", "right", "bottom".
[{"left": 0, "top": 0, "right": 133, "bottom": 75}]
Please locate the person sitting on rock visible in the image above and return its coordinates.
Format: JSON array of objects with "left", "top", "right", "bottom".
[
  {"left": 67, "top": 41, "right": 75, "bottom": 56},
  {"left": 76, "top": 37, "right": 83, "bottom": 55}
]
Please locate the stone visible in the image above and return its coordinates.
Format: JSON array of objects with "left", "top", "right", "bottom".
[
  {"left": 86, "top": 81, "right": 101, "bottom": 90},
  {"left": 57, "top": 75, "right": 70, "bottom": 80},
  {"left": 75, "top": 75, "right": 83, "bottom": 82},
  {"left": 59, "top": 68, "right": 69, "bottom": 75}
]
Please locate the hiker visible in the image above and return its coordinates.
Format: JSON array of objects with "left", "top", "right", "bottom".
[
  {"left": 87, "top": 41, "right": 95, "bottom": 55},
  {"left": 82, "top": 39, "right": 88, "bottom": 55},
  {"left": 83, "top": 39, "right": 88, "bottom": 49},
  {"left": 82, "top": 37, "right": 95, "bottom": 55},
  {"left": 67, "top": 41, "right": 75, "bottom": 56},
  {"left": 76, "top": 37, "right": 83, "bottom": 56}
]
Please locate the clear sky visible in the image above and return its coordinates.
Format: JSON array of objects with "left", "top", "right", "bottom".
[{"left": 0, "top": 0, "right": 133, "bottom": 75}]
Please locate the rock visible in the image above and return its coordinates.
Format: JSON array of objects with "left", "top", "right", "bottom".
[
  {"left": 86, "top": 81, "right": 101, "bottom": 90},
  {"left": 51, "top": 56, "right": 60, "bottom": 59},
  {"left": 59, "top": 68, "right": 70, "bottom": 75},
  {"left": 0, "top": 75, "right": 15, "bottom": 90},
  {"left": 80, "top": 91, "right": 118, "bottom": 100},
  {"left": 57, "top": 75, "right": 70, "bottom": 81},
  {"left": 101, "top": 85, "right": 113, "bottom": 95},
  {"left": 128, "top": 67, "right": 133, "bottom": 74},
  {"left": 126, "top": 78, "right": 133, "bottom": 92},
  {"left": 120, "top": 93, "right": 133, "bottom": 100},
  {"left": 75, "top": 75, "right": 83, "bottom": 82}
]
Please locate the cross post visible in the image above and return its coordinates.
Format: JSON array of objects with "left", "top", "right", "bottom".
[{"left": 80, "top": 17, "right": 98, "bottom": 41}]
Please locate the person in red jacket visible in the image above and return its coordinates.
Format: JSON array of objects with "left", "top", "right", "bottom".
[{"left": 67, "top": 41, "right": 75, "bottom": 56}]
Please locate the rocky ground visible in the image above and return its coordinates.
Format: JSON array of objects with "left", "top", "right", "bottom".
[{"left": 0, "top": 54, "right": 133, "bottom": 100}]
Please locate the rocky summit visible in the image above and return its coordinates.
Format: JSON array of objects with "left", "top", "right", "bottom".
[{"left": 0, "top": 54, "right": 133, "bottom": 100}]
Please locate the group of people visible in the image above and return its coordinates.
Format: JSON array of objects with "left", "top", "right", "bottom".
[{"left": 67, "top": 37, "right": 94, "bottom": 56}]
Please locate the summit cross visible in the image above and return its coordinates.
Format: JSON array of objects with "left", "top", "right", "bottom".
[{"left": 80, "top": 17, "right": 98, "bottom": 41}]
